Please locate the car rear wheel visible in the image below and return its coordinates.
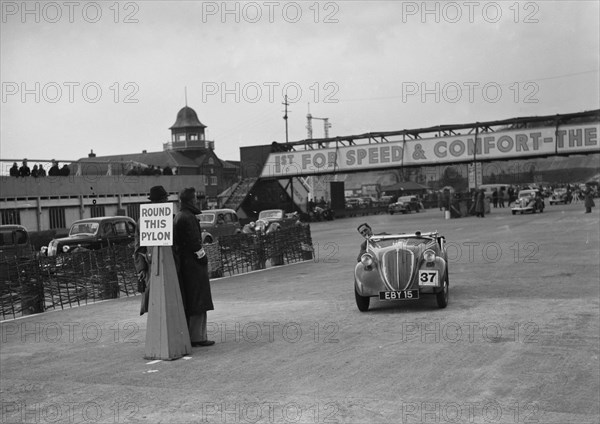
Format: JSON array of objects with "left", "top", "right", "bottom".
[
  {"left": 436, "top": 275, "right": 449, "bottom": 309},
  {"left": 355, "top": 289, "right": 370, "bottom": 312}
]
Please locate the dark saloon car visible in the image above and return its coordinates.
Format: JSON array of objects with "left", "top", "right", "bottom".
[
  {"left": 549, "top": 188, "right": 569, "bottom": 205},
  {"left": 257, "top": 209, "right": 300, "bottom": 229},
  {"left": 42, "top": 216, "right": 136, "bottom": 256},
  {"left": 197, "top": 209, "right": 242, "bottom": 244},
  {"left": 511, "top": 189, "right": 545, "bottom": 215},
  {"left": 388, "top": 195, "right": 423, "bottom": 214}
]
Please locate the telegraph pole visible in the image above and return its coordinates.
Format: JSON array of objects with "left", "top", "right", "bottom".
[{"left": 282, "top": 95, "right": 289, "bottom": 143}]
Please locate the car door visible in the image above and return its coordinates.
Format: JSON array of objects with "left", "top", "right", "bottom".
[{"left": 113, "top": 220, "right": 134, "bottom": 245}]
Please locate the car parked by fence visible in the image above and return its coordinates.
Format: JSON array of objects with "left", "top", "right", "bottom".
[
  {"left": 197, "top": 208, "right": 242, "bottom": 244},
  {"left": 41, "top": 216, "right": 136, "bottom": 256}
]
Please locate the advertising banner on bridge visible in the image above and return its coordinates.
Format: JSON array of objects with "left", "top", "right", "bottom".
[{"left": 260, "top": 123, "right": 599, "bottom": 178}]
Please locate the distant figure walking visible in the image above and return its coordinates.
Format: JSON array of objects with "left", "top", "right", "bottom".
[{"left": 584, "top": 188, "right": 595, "bottom": 213}]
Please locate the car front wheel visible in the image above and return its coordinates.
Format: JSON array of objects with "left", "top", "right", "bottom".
[
  {"left": 436, "top": 275, "right": 449, "bottom": 309},
  {"left": 355, "top": 289, "right": 370, "bottom": 312}
]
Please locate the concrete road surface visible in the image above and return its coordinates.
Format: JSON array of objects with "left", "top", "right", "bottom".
[{"left": 1, "top": 203, "right": 598, "bottom": 423}]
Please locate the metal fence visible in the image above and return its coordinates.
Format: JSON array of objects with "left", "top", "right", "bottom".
[{"left": 0, "top": 225, "right": 313, "bottom": 320}]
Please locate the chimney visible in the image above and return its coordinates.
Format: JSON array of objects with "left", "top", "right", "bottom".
[
  {"left": 142, "top": 150, "right": 147, "bottom": 154},
  {"left": 88, "top": 149, "right": 96, "bottom": 158}
]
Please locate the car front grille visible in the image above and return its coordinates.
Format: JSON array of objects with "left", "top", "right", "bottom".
[{"left": 381, "top": 248, "right": 415, "bottom": 291}]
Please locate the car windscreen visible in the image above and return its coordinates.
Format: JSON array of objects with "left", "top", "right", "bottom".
[
  {"left": 518, "top": 191, "right": 535, "bottom": 198},
  {"left": 69, "top": 222, "right": 99, "bottom": 236},
  {"left": 259, "top": 210, "right": 282, "bottom": 220},
  {"left": 371, "top": 237, "right": 430, "bottom": 248},
  {"left": 198, "top": 214, "right": 215, "bottom": 224}
]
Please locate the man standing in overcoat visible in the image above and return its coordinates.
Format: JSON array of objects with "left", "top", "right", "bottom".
[{"left": 173, "top": 187, "right": 215, "bottom": 347}]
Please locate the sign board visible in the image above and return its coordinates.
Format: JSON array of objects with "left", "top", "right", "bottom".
[
  {"left": 139, "top": 203, "right": 173, "bottom": 246},
  {"left": 260, "top": 123, "right": 600, "bottom": 178},
  {"left": 468, "top": 162, "right": 483, "bottom": 190}
]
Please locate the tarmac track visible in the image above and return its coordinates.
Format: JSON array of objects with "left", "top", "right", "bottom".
[{"left": 0, "top": 203, "right": 598, "bottom": 424}]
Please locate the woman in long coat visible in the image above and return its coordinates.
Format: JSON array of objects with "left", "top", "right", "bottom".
[
  {"left": 475, "top": 189, "right": 485, "bottom": 217},
  {"left": 173, "top": 187, "right": 215, "bottom": 346}
]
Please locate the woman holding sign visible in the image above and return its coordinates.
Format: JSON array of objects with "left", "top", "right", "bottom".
[{"left": 173, "top": 187, "right": 215, "bottom": 347}]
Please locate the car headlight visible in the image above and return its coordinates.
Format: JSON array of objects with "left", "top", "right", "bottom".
[
  {"left": 360, "top": 254, "right": 373, "bottom": 267},
  {"left": 62, "top": 245, "right": 70, "bottom": 253},
  {"left": 423, "top": 249, "right": 436, "bottom": 263}
]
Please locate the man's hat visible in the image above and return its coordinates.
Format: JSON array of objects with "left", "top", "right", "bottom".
[{"left": 148, "top": 185, "right": 168, "bottom": 202}]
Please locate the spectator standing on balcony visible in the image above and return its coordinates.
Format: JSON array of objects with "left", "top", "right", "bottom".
[
  {"left": 60, "top": 164, "right": 70, "bottom": 176},
  {"left": 9, "top": 162, "right": 19, "bottom": 177},
  {"left": 134, "top": 185, "right": 169, "bottom": 316},
  {"left": 173, "top": 187, "right": 215, "bottom": 347},
  {"left": 37, "top": 164, "right": 46, "bottom": 177},
  {"left": 163, "top": 165, "right": 173, "bottom": 175},
  {"left": 18, "top": 159, "right": 31, "bottom": 177},
  {"left": 49, "top": 160, "right": 60, "bottom": 176},
  {"left": 31, "top": 164, "right": 39, "bottom": 178}
]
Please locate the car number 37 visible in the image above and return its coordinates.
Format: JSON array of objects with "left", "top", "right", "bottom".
[{"left": 419, "top": 270, "right": 439, "bottom": 286}]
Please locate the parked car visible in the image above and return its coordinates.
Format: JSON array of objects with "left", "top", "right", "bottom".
[
  {"left": 197, "top": 208, "right": 242, "bottom": 243},
  {"left": 388, "top": 195, "right": 423, "bottom": 214},
  {"left": 388, "top": 201, "right": 409, "bottom": 215},
  {"left": 0, "top": 225, "right": 35, "bottom": 262},
  {"left": 354, "top": 227, "right": 449, "bottom": 311},
  {"left": 345, "top": 198, "right": 363, "bottom": 209},
  {"left": 256, "top": 209, "right": 299, "bottom": 233},
  {"left": 511, "top": 189, "right": 545, "bottom": 215},
  {"left": 42, "top": 216, "right": 136, "bottom": 256},
  {"left": 549, "top": 188, "right": 569, "bottom": 205}
]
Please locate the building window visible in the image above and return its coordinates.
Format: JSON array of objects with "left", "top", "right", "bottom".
[
  {"left": 1, "top": 209, "right": 20, "bottom": 225},
  {"left": 126, "top": 204, "right": 140, "bottom": 222},
  {"left": 208, "top": 158, "right": 215, "bottom": 165},
  {"left": 210, "top": 176, "right": 218, "bottom": 186},
  {"left": 49, "top": 207, "right": 66, "bottom": 230},
  {"left": 178, "top": 134, "right": 186, "bottom": 141},
  {"left": 90, "top": 205, "right": 105, "bottom": 218},
  {"left": 190, "top": 134, "right": 198, "bottom": 141},
  {"left": 202, "top": 175, "right": 208, "bottom": 186}
]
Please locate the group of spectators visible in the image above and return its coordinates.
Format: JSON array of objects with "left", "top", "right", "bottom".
[
  {"left": 126, "top": 165, "right": 177, "bottom": 176},
  {"left": 9, "top": 159, "right": 70, "bottom": 177}
]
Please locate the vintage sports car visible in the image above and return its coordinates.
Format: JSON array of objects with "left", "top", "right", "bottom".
[
  {"left": 511, "top": 189, "right": 545, "bottom": 215},
  {"left": 41, "top": 216, "right": 136, "bottom": 256},
  {"left": 197, "top": 208, "right": 242, "bottom": 244},
  {"left": 354, "top": 226, "right": 449, "bottom": 311},
  {"left": 549, "top": 188, "right": 569, "bottom": 205}
]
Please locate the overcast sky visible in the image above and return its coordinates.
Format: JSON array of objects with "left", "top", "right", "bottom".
[{"left": 1, "top": 0, "right": 599, "bottom": 165}]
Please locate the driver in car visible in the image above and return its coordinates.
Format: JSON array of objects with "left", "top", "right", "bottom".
[{"left": 357, "top": 223, "right": 373, "bottom": 262}]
